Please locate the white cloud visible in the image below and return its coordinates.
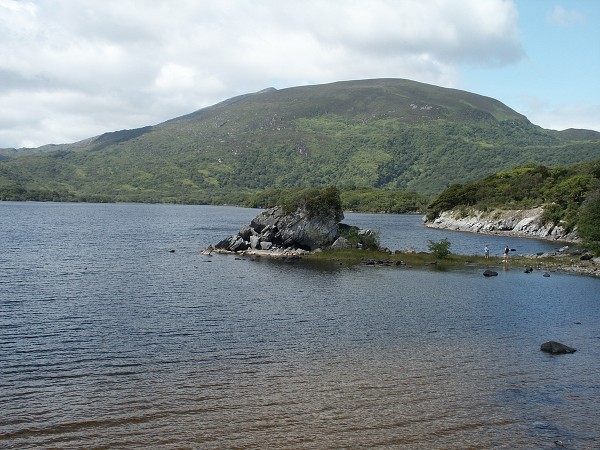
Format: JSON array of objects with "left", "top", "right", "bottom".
[
  {"left": 529, "top": 104, "right": 600, "bottom": 132},
  {"left": 517, "top": 94, "right": 600, "bottom": 131},
  {"left": 1, "top": 0, "right": 526, "bottom": 147},
  {"left": 548, "top": 5, "right": 585, "bottom": 27}
]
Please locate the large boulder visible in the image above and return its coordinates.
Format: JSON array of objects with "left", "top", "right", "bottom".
[{"left": 214, "top": 205, "right": 346, "bottom": 253}]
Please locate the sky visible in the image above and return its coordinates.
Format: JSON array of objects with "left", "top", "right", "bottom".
[{"left": 0, "top": 0, "right": 599, "bottom": 149}]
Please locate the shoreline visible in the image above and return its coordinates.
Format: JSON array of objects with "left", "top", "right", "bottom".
[
  {"left": 206, "top": 247, "right": 600, "bottom": 278},
  {"left": 423, "top": 207, "right": 580, "bottom": 243}
]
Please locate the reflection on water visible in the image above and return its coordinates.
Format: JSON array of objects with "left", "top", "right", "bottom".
[{"left": 0, "top": 203, "right": 598, "bottom": 448}]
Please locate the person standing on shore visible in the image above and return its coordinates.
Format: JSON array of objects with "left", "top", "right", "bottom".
[
  {"left": 503, "top": 245, "right": 509, "bottom": 263},
  {"left": 485, "top": 245, "right": 490, "bottom": 259}
]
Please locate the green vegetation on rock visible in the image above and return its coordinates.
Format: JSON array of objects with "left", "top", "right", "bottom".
[{"left": 279, "top": 186, "right": 344, "bottom": 222}]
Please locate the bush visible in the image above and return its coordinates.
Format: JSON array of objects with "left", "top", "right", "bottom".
[
  {"left": 282, "top": 186, "right": 343, "bottom": 222},
  {"left": 577, "top": 191, "right": 600, "bottom": 255},
  {"left": 540, "top": 203, "right": 564, "bottom": 226},
  {"left": 339, "top": 226, "right": 381, "bottom": 250},
  {"left": 428, "top": 238, "right": 452, "bottom": 259}
]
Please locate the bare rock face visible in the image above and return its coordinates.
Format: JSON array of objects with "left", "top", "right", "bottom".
[
  {"left": 214, "top": 205, "right": 367, "bottom": 254},
  {"left": 249, "top": 206, "right": 341, "bottom": 251},
  {"left": 424, "top": 207, "right": 580, "bottom": 242}
]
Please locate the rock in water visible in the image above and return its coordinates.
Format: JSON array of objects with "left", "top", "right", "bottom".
[
  {"left": 213, "top": 203, "right": 375, "bottom": 254},
  {"left": 249, "top": 206, "right": 340, "bottom": 251},
  {"left": 540, "top": 341, "right": 576, "bottom": 354},
  {"left": 483, "top": 269, "right": 498, "bottom": 277}
]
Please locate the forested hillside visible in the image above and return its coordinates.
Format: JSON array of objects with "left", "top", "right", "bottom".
[
  {"left": 426, "top": 159, "right": 600, "bottom": 252},
  {"left": 1, "top": 78, "right": 599, "bottom": 205}
]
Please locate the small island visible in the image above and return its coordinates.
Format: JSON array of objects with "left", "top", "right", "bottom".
[
  {"left": 206, "top": 186, "right": 600, "bottom": 278},
  {"left": 207, "top": 186, "right": 379, "bottom": 258}
]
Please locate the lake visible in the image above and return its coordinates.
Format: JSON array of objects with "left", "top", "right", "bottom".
[{"left": 1, "top": 202, "right": 599, "bottom": 449}]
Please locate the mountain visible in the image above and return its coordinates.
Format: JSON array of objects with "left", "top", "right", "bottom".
[{"left": 1, "top": 78, "right": 599, "bottom": 203}]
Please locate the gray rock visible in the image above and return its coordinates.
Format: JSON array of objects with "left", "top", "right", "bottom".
[
  {"left": 215, "top": 235, "right": 236, "bottom": 249},
  {"left": 540, "top": 341, "right": 576, "bottom": 354},
  {"left": 259, "top": 241, "right": 273, "bottom": 250},
  {"left": 250, "top": 208, "right": 283, "bottom": 233},
  {"left": 483, "top": 269, "right": 498, "bottom": 277},
  {"left": 238, "top": 226, "right": 254, "bottom": 241},
  {"left": 229, "top": 236, "right": 249, "bottom": 252},
  {"left": 249, "top": 235, "right": 260, "bottom": 249},
  {"left": 331, "top": 236, "right": 350, "bottom": 249},
  {"left": 260, "top": 225, "right": 279, "bottom": 242},
  {"left": 251, "top": 206, "right": 341, "bottom": 251},
  {"left": 214, "top": 204, "right": 364, "bottom": 253},
  {"left": 215, "top": 235, "right": 249, "bottom": 252},
  {"left": 424, "top": 207, "right": 581, "bottom": 243}
]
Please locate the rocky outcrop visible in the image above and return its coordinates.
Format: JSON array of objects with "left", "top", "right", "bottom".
[
  {"left": 541, "top": 341, "right": 576, "bottom": 354},
  {"left": 211, "top": 206, "right": 377, "bottom": 255},
  {"left": 424, "top": 207, "right": 580, "bottom": 242},
  {"left": 483, "top": 269, "right": 498, "bottom": 277}
]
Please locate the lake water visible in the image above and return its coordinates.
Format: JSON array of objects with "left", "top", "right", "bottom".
[{"left": 1, "top": 202, "right": 599, "bottom": 449}]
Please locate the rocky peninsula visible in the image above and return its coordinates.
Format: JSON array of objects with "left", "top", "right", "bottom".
[{"left": 423, "top": 206, "right": 580, "bottom": 242}]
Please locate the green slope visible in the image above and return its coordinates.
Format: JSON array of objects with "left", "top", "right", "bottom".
[{"left": 1, "top": 78, "right": 599, "bottom": 203}]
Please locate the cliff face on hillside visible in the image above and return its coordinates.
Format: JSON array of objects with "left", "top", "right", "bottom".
[{"left": 423, "top": 207, "right": 580, "bottom": 243}]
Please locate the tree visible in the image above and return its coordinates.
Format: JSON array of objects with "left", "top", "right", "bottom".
[{"left": 577, "top": 191, "right": 600, "bottom": 255}]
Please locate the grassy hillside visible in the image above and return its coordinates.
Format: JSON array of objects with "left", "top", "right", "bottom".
[
  {"left": 1, "top": 78, "right": 599, "bottom": 204},
  {"left": 426, "top": 159, "right": 600, "bottom": 252}
]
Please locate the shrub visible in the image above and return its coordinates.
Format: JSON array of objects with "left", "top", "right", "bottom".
[
  {"left": 540, "top": 203, "right": 564, "bottom": 226},
  {"left": 428, "top": 238, "right": 452, "bottom": 259},
  {"left": 281, "top": 186, "right": 343, "bottom": 222},
  {"left": 340, "top": 226, "right": 381, "bottom": 250}
]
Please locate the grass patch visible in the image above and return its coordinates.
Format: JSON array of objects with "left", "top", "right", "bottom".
[{"left": 304, "top": 247, "right": 593, "bottom": 274}]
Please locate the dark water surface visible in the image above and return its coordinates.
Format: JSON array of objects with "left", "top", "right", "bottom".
[{"left": 1, "top": 202, "right": 599, "bottom": 449}]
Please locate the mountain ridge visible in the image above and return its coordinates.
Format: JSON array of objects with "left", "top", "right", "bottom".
[{"left": 1, "top": 78, "right": 599, "bottom": 203}]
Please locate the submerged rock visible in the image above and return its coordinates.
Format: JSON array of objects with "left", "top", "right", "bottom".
[{"left": 540, "top": 341, "right": 576, "bottom": 354}]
